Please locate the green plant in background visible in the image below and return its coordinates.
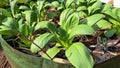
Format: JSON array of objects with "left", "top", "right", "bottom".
[
  {"left": 0, "top": 0, "right": 56, "bottom": 48},
  {"left": 31, "top": 8, "right": 94, "bottom": 68}
]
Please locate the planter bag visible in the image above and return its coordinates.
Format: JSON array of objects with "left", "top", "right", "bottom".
[{"left": 0, "top": 36, "right": 74, "bottom": 68}]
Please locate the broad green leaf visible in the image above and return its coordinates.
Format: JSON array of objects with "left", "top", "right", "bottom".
[
  {"left": 35, "top": 21, "right": 58, "bottom": 36},
  {"left": 18, "top": 18, "right": 24, "bottom": 27},
  {"left": 77, "top": 6, "right": 87, "bottom": 11},
  {"left": 97, "top": 20, "right": 112, "bottom": 29},
  {"left": 66, "top": 42, "right": 94, "bottom": 68},
  {"left": 63, "top": 12, "right": 79, "bottom": 31},
  {"left": 103, "top": 10, "right": 119, "bottom": 21},
  {"left": 108, "top": 18, "right": 120, "bottom": 26},
  {"left": 92, "top": 0, "right": 102, "bottom": 9},
  {"left": 69, "top": 25, "right": 94, "bottom": 39},
  {"left": 52, "top": 1, "right": 60, "bottom": 8},
  {"left": 58, "top": 28, "right": 68, "bottom": 39},
  {"left": 30, "top": 33, "right": 55, "bottom": 53},
  {"left": 104, "top": 29, "right": 117, "bottom": 38},
  {"left": 19, "top": 24, "right": 29, "bottom": 36},
  {"left": 47, "top": 23, "right": 58, "bottom": 35},
  {"left": 88, "top": 1, "right": 102, "bottom": 15},
  {"left": 35, "top": 21, "right": 50, "bottom": 31},
  {"left": 0, "top": 25, "right": 10, "bottom": 29},
  {"left": 0, "top": 8, "right": 11, "bottom": 17},
  {"left": 11, "top": 0, "right": 18, "bottom": 17},
  {"left": 65, "top": 0, "right": 74, "bottom": 8},
  {"left": 0, "top": 29, "right": 17, "bottom": 36},
  {"left": 2, "top": 17, "right": 17, "bottom": 29},
  {"left": 37, "top": 0, "right": 45, "bottom": 14},
  {"left": 19, "top": 5, "right": 30, "bottom": 11},
  {"left": 59, "top": 8, "right": 74, "bottom": 26},
  {"left": 86, "top": 14, "right": 105, "bottom": 26},
  {"left": 42, "top": 46, "right": 61, "bottom": 59},
  {"left": 102, "top": 3, "right": 113, "bottom": 12},
  {"left": 23, "top": 10, "right": 37, "bottom": 24}
]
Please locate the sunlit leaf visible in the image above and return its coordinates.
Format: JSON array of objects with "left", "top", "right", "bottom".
[
  {"left": 66, "top": 42, "right": 94, "bottom": 68},
  {"left": 2, "top": 17, "right": 17, "bottom": 29},
  {"left": 52, "top": 1, "right": 60, "bottom": 8},
  {"left": 65, "top": 0, "right": 74, "bottom": 8},
  {"left": 77, "top": 6, "right": 87, "bottom": 11},
  {"left": 63, "top": 12, "right": 79, "bottom": 31},
  {"left": 81, "top": 14, "right": 105, "bottom": 26},
  {"left": 11, "top": 0, "right": 18, "bottom": 17},
  {"left": 42, "top": 46, "right": 61, "bottom": 59},
  {"left": 19, "top": 5, "right": 30, "bottom": 11},
  {"left": 23, "top": 10, "right": 37, "bottom": 24},
  {"left": 69, "top": 25, "right": 94, "bottom": 39},
  {"left": 35, "top": 21, "right": 50, "bottom": 31},
  {"left": 30, "top": 33, "right": 55, "bottom": 53},
  {"left": 59, "top": 8, "right": 74, "bottom": 26},
  {"left": 97, "top": 20, "right": 112, "bottom": 29},
  {"left": 37, "top": 0, "right": 45, "bottom": 14}
]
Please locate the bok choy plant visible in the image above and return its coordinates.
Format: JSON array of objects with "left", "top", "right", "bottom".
[{"left": 31, "top": 8, "right": 95, "bottom": 68}]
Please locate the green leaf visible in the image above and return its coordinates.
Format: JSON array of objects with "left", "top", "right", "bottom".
[
  {"left": 97, "top": 20, "right": 112, "bottom": 29},
  {"left": 19, "top": 24, "right": 29, "bottom": 36},
  {"left": 117, "top": 9, "right": 120, "bottom": 18},
  {"left": 11, "top": 0, "right": 18, "bottom": 17},
  {"left": 63, "top": 12, "right": 79, "bottom": 31},
  {"left": 37, "top": 0, "right": 45, "bottom": 14},
  {"left": 35, "top": 21, "right": 50, "bottom": 31},
  {"left": 88, "top": 1, "right": 102, "bottom": 14},
  {"left": 65, "top": 0, "right": 74, "bottom": 8},
  {"left": 52, "top": 1, "right": 60, "bottom": 8},
  {"left": 66, "top": 42, "right": 94, "bottom": 68},
  {"left": 0, "top": 8, "right": 11, "bottom": 17},
  {"left": 46, "top": 12, "right": 57, "bottom": 20},
  {"left": 42, "top": 46, "right": 61, "bottom": 59},
  {"left": 103, "top": 10, "right": 119, "bottom": 21},
  {"left": 2, "top": 17, "right": 17, "bottom": 29},
  {"left": 17, "top": 0, "right": 29, "bottom": 3},
  {"left": 102, "top": 3, "right": 113, "bottom": 12},
  {"left": 69, "top": 25, "right": 94, "bottom": 39},
  {"left": 19, "top": 5, "right": 30, "bottom": 11},
  {"left": 0, "top": 29, "right": 17, "bottom": 36},
  {"left": 77, "top": 6, "right": 87, "bottom": 11},
  {"left": 82, "top": 14, "right": 105, "bottom": 26},
  {"left": 18, "top": 36, "right": 31, "bottom": 47},
  {"left": 104, "top": 29, "right": 117, "bottom": 38},
  {"left": 23, "top": 10, "right": 37, "bottom": 24},
  {"left": 35, "top": 21, "right": 58, "bottom": 36},
  {"left": 109, "top": 18, "right": 120, "bottom": 26},
  {"left": 30, "top": 33, "right": 55, "bottom": 53},
  {"left": 47, "top": 23, "right": 58, "bottom": 35},
  {"left": 59, "top": 8, "right": 74, "bottom": 26}
]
